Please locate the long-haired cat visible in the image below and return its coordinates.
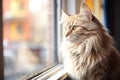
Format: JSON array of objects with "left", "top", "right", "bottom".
[{"left": 61, "top": 3, "right": 120, "bottom": 80}]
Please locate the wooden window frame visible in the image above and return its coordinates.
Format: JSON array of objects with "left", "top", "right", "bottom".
[{"left": 0, "top": 0, "right": 4, "bottom": 80}]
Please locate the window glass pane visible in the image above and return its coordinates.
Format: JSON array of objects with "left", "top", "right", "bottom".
[{"left": 3, "top": 0, "right": 56, "bottom": 80}]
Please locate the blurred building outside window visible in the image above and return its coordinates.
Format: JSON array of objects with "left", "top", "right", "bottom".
[{"left": 3, "top": 0, "right": 57, "bottom": 80}]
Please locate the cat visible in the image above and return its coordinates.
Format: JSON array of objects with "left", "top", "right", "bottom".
[{"left": 61, "top": 2, "right": 120, "bottom": 80}]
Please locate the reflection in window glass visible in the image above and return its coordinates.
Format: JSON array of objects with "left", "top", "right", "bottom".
[{"left": 3, "top": 0, "right": 56, "bottom": 80}]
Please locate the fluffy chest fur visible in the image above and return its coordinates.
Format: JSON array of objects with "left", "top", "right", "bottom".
[{"left": 61, "top": 40, "right": 108, "bottom": 80}]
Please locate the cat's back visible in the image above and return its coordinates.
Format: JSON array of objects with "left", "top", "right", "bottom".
[{"left": 108, "top": 48, "right": 120, "bottom": 80}]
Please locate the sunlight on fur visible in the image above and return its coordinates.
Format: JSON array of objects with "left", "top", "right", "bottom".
[{"left": 61, "top": 2, "right": 120, "bottom": 80}]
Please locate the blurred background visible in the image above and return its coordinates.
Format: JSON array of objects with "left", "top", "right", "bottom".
[
  {"left": 3, "top": 0, "right": 56, "bottom": 80},
  {"left": 2, "top": 0, "right": 120, "bottom": 80}
]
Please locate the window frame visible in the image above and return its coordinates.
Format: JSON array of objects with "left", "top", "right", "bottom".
[
  {"left": 0, "top": 0, "right": 4, "bottom": 80},
  {"left": 53, "top": 0, "right": 59, "bottom": 63}
]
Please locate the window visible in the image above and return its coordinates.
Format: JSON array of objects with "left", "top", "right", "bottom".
[{"left": 3, "top": 0, "right": 58, "bottom": 80}]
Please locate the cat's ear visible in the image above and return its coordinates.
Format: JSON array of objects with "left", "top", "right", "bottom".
[
  {"left": 80, "top": 3, "right": 92, "bottom": 20},
  {"left": 61, "top": 10, "right": 69, "bottom": 23}
]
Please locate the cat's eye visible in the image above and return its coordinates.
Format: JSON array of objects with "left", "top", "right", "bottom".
[{"left": 72, "top": 26, "right": 78, "bottom": 30}]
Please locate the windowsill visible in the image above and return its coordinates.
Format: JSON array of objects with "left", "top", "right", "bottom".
[
  {"left": 47, "top": 67, "right": 67, "bottom": 80},
  {"left": 33, "top": 64, "right": 65, "bottom": 80},
  {"left": 19, "top": 64, "right": 69, "bottom": 80},
  {"left": 36, "top": 64, "right": 69, "bottom": 80}
]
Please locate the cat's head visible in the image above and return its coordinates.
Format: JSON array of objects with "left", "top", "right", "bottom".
[{"left": 61, "top": 3, "right": 106, "bottom": 43}]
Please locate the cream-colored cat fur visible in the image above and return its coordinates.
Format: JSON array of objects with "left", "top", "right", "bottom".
[{"left": 61, "top": 3, "right": 120, "bottom": 80}]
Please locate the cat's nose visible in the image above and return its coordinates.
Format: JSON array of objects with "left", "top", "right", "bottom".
[{"left": 65, "top": 30, "right": 72, "bottom": 37}]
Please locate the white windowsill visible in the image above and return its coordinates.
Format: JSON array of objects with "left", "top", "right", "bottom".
[
  {"left": 30, "top": 64, "right": 67, "bottom": 80},
  {"left": 18, "top": 64, "right": 68, "bottom": 80},
  {"left": 47, "top": 68, "right": 66, "bottom": 80}
]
